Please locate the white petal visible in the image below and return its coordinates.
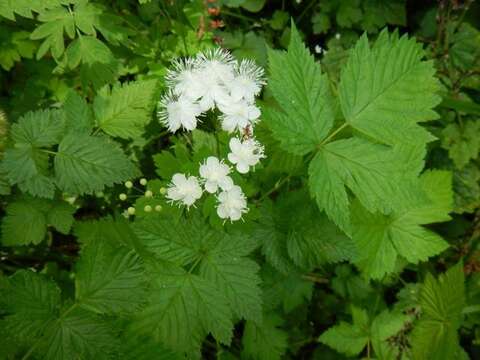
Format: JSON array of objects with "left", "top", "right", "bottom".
[{"left": 236, "top": 162, "right": 250, "bottom": 174}]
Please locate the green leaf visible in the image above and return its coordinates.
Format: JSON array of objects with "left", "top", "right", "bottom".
[
  {"left": 133, "top": 262, "right": 233, "bottom": 356},
  {"left": 309, "top": 137, "right": 401, "bottom": 234},
  {"left": 0, "top": 270, "right": 60, "bottom": 341},
  {"left": 39, "top": 306, "right": 118, "bottom": 360},
  {"left": 75, "top": 239, "right": 147, "bottom": 315},
  {"left": 411, "top": 262, "right": 466, "bottom": 360},
  {"left": 47, "top": 202, "right": 76, "bottom": 234},
  {"left": 54, "top": 134, "right": 138, "bottom": 195},
  {"left": 352, "top": 170, "right": 452, "bottom": 279},
  {"left": 320, "top": 306, "right": 409, "bottom": 357},
  {"left": 30, "top": 6, "right": 75, "bottom": 59},
  {"left": 266, "top": 23, "right": 334, "bottom": 155},
  {"left": 10, "top": 109, "right": 65, "bottom": 147},
  {"left": 65, "top": 36, "right": 119, "bottom": 89},
  {"left": 253, "top": 201, "right": 297, "bottom": 274},
  {"left": 94, "top": 80, "right": 158, "bottom": 139},
  {"left": 63, "top": 90, "right": 94, "bottom": 134},
  {"left": 442, "top": 121, "right": 480, "bottom": 169},
  {"left": 0, "top": 0, "right": 67, "bottom": 20},
  {"left": 134, "top": 215, "right": 262, "bottom": 322},
  {"left": 2, "top": 109, "right": 64, "bottom": 198},
  {"left": 262, "top": 266, "right": 313, "bottom": 313},
  {"left": 199, "top": 234, "right": 262, "bottom": 322},
  {"left": 339, "top": 30, "right": 440, "bottom": 146},
  {"left": 242, "top": 313, "right": 288, "bottom": 360},
  {"left": 1, "top": 199, "right": 47, "bottom": 246},
  {"left": 120, "top": 329, "right": 182, "bottom": 360}
]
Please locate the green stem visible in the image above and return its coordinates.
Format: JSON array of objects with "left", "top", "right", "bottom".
[
  {"left": 320, "top": 123, "right": 348, "bottom": 146},
  {"left": 40, "top": 149, "right": 58, "bottom": 156},
  {"left": 221, "top": 10, "right": 256, "bottom": 23},
  {"left": 258, "top": 176, "right": 291, "bottom": 202}
]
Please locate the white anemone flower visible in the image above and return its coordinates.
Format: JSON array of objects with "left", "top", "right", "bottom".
[
  {"left": 166, "top": 173, "right": 203, "bottom": 207},
  {"left": 227, "top": 137, "right": 265, "bottom": 174},
  {"left": 217, "top": 98, "right": 261, "bottom": 133},
  {"left": 228, "top": 59, "right": 265, "bottom": 103},
  {"left": 158, "top": 92, "right": 202, "bottom": 132},
  {"left": 199, "top": 156, "right": 233, "bottom": 193},
  {"left": 216, "top": 185, "right": 248, "bottom": 221}
]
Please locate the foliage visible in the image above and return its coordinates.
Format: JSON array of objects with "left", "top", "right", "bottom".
[{"left": 1, "top": 0, "right": 480, "bottom": 359}]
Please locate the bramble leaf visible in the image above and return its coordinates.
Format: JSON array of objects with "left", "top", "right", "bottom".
[
  {"left": 54, "top": 134, "right": 138, "bottom": 195},
  {"left": 265, "top": 23, "right": 334, "bottom": 155},
  {"left": 94, "top": 80, "right": 158, "bottom": 139}
]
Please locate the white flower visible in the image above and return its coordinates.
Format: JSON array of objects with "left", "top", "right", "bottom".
[
  {"left": 228, "top": 137, "right": 265, "bottom": 173},
  {"left": 196, "top": 74, "right": 230, "bottom": 111},
  {"left": 165, "top": 57, "right": 205, "bottom": 100},
  {"left": 166, "top": 173, "right": 203, "bottom": 207},
  {"left": 228, "top": 59, "right": 265, "bottom": 103},
  {"left": 217, "top": 98, "right": 261, "bottom": 133},
  {"left": 158, "top": 92, "right": 202, "bottom": 132},
  {"left": 217, "top": 185, "right": 248, "bottom": 221},
  {"left": 199, "top": 156, "right": 234, "bottom": 193},
  {"left": 197, "top": 48, "right": 236, "bottom": 85}
]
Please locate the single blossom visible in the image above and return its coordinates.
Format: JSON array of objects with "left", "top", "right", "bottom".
[
  {"left": 166, "top": 173, "right": 203, "bottom": 207},
  {"left": 228, "top": 59, "right": 265, "bottom": 103},
  {"left": 196, "top": 48, "right": 236, "bottom": 85},
  {"left": 216, "top": 185, "right": 248, "bottom": 221},
  {"left": 199, "top": 156, "right": 233, "bottom": 193},
  {"left": 217, "top": 98, "right": 261, "bottom": 133},
  {"left": 228, "top": 137, "right": 265, "bottom": 174},
  {"left": 165, "top": 58, "right": 204, "bottom": 100},
  {"left": 158, "top": 92, "right": 202, "bottom": 132}
]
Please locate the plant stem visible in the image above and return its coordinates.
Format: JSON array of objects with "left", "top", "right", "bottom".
[
  {"left": 258, "top": 176, "right": 291, "bottom": 202},
  {"left": 320, "top": 123, "right": 348, "bottom": 146}
]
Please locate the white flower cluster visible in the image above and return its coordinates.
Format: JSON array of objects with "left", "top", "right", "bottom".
[
  {"left": 159, "top": 48, "right": 266, "bottom": 222},
  {"left": 158, "top": 48, "right": 265, "bottom": 134}
]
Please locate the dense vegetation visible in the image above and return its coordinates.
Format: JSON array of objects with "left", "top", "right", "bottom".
[{"left": 0, "top": 0, "right": 480, "bottom": 359}]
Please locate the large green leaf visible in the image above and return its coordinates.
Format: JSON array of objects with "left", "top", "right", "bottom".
[
  {"left": 265, "top": 24, "right": 334, "bottom": 156},
  {"left": 352, "top": 170, "right": 452, "bottom": 279},
  {"left": 411, "top": 263, "right": 466, "bottom": 360},
  {"left": 93, "top": 80, "right": 158, "bottom": 139},
  {"left": 75, "top": 240, "right": 147, "bottom": 315},
  {"left": 339, "top": 30, "right": 440, "bottom": 146},
  {"left": 54, "top": 134, "right": 138, "bottom": 195}
]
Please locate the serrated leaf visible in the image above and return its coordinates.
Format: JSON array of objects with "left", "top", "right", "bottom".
[
  {"left": 133, "top": 262, "right": 233, "bottom": 356},
  {"left": 1, "top": 200, "right": 47, "bottom": 246},
  {"left": 262, "top": 266, "right": 313, "bottom": 313},
  {"left": 75, "top": 240, "right": 146, "bottom": 315},
  {"left": 411, "top": 263, "right": 466, "bottom": 360},
  {"left": 39, "top": 306, "right": 118, "bottom": 360},
  {"left": 339, "top": 30, "right": 440, "bottom": 146},
  {"left": 0, "top": 0, "right": 69, "bottom": 20},
  {"left": 0, "top": 270, "right": 60, "bottom": 341},
  {"left": 63, "top": 90, "right": 94, "bottom": 134},
  {"left": 11, "top": 109, "right": 65, "bottom": 147},
  {"left": 54, "top": 134, "right": 138, "bottom": 195},
  {"left": 47, "top": 202, "right": 76, "bottom": 234},
  {"left": 94, "top": 80, "right": 158, "bottom": 139},
  {"left": 134, "top": 214, "right": 262, "bottom": 323},
  {"left": 352, "top": 170, "right": 452, "bottom": 279},
  {"left": 309, "top": 137, "right": 400, "bottom": 234},
  {"left": 199, "top": 234, "right": 262, "bottom": 322},
  {"left": 65, "top": 36, "right": 119, "bottom": 89},
  {"left": 242, "top": 313, "right": 288, "bottom": 360},
  {"left": 265, "top": 23, "right": 334, "bottom": 155},
  {"left": 30, "top": 6, "right": 75, "bottom": 59},
  {"left": 253, "top": 201, "right": 297, "bottom": 274},
  {"left": 442, "top": 121, "right": 480, "bottom": 169}
]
